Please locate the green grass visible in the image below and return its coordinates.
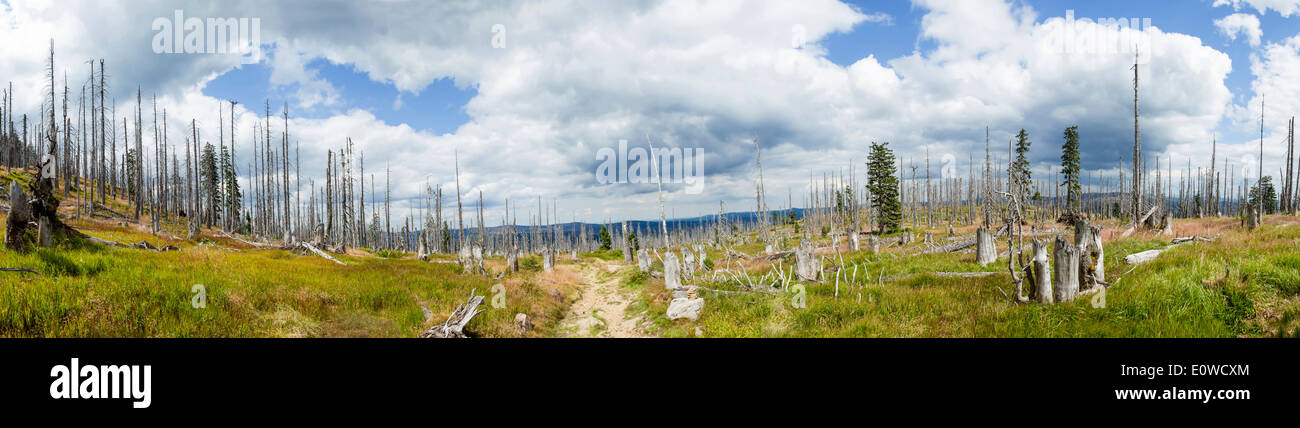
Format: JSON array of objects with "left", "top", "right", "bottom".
[
  {"left": 622, "top": 217, "right": 1300, "bottom": 338},
  {"left": 0, "top": 218, "right": 572, "bottom": 338}
]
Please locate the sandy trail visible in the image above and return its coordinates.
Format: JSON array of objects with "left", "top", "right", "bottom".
[{"left": 558, "top": 260, "right": 652, "bottom": 338}]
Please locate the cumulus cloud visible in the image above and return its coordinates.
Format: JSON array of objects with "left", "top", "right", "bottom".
[
  {"left": 1214, "top": 13, "right": 1263, "bottom": 46},
  {"left": 0, "top": 0, "right": 1244, "bottom": 222}
]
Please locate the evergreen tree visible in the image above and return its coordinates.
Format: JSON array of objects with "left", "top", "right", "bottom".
[
  {"left": 598, "top": 224, "right": 612, "bottom": 251},
  {"left": 627, "top": 231, "right": 639, "bottom": 252},
  {"left": 220, "top": 144, "right": 242, "bottom": 225},
  {"left": 1250, "top": 176, "right": 1279, "bottom": 214},
  {"left": 866, "top": 141, "right": 901, "bottom": 234},
  {"left": 1061, "top": 125, "right": 1081, "bottom": 210},
  {"left": 200, "top": 143, "right": 221, "bottom": 222},
  {"left": 1012, "top": 129, "right": 1032, "bottom": 201}
]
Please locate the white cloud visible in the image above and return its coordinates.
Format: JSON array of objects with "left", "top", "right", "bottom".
[
  {"left": 1213, "top": 0, "right": 1300, "bottom": 17},
  {"left": 0, "top": 0, "right": 1245, "bottom": 222},
  {"left": 1214, "top": 13, "right": 1263, "bottom": 46}
]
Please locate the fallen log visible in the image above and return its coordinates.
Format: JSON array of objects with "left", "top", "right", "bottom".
[
  {"left": 1123, "top": 234, "right": 1218, "bottom": 265},
  {"left": 1, "top": 267, "right": 40, "bottom": 274},
  {"left": 299, "top": 242, "right": 347, "bottom": 265},
  {"left": 420, "top": 290, "right": 485, "bottom": 338}
]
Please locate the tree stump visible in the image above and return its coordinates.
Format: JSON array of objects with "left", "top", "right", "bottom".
[
  {"left": 507, "top": 251, "right": 519, "bottom": 272},
  {"left": 794, "top": 242, "right": 821, "bottom": 281},
  {"left": 1052, "top": 235, "right": 1080, "bottom": 302},
  {"left": 850, "top": 232, "right": 860, "bottom": 252},
  {"left": 975, "top": 227, "right": 996, "bottom": 266},
  {"left": 899, "top": 232, "right": 914, "bottom": 245},
  {"left": 1074, "top": 219, "right": 1104, "bottom": 289},
  {"left": 38, "top": 217, "right": 52, "bottom": 248},
  {"left": 5, "top": 181, "right": 31, "bottom": 251},
  {"left": 681, "top": 248, "right": 696, "bottom": 277},
  {"left": 663, "top": 251, "right": 682, "bottom": 289},
  {"left": 1245, "top": 206, "right": 1258, "bottom": 230},
  {"left": 542, "top": 248, "right": 555, "bottom": 272},
  {"left": 637, "top": 249, "right": 651, "bottom": 272},
  {"left": 868, "top": 235, "right": 880, "bottom": 254},
  {"left": 1031, "top": 239, "right": 1053, "bottom": 304}
]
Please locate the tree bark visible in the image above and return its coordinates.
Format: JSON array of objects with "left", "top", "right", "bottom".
[{"left": 1053, "top": 235, "right": 1079, "bottom": 302}]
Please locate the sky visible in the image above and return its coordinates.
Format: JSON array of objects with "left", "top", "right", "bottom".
[{"left": 2, "top": 0, "right": 1300, "bottom": 224}]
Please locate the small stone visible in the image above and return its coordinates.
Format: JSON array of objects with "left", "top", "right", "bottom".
[{"left": 514, "top": 313, "right": 533, "bottom": 334}]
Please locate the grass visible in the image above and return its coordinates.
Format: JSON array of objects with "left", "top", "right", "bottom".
[
  {"left": 4, "top": 162, "right": 1297, "bottom": 338},
  {"left": 618, "top": 215, "right": 1300, "bottom": 338},
  {"left": 0, "top": 213, "right": 576, "bottom": 338}
]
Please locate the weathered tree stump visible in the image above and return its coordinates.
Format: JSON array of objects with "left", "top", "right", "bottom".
[
  {"left": 868, "top": 235, "right": 880, "bottom": 254},
  {"left": 899, "top": 232, "right": 914, "bottom": 245},
  {"left": 507, "top": 251, "right": 519, "bottom": 272},
  {"left": 1074, "top": 219, "right": 1104, "bottom": 289},
  {"left": 5, "top": 182, "right": 31, "bottom": 251},
  {"left": 794, "top": 242, "right": 821, "bottom": 281},
  {"left": 637, "top": 249, "right": 651, "bottom": 272},
  {"left": 1053, "top": 235, "right": 1080, "bottom": 302},
  {"left": 681, "top": 248, "right": 696, "bottom": 277},
  {"left": 542, "top": 248, "right": 555, "bottom": 272},
  {"left": 663, "top": 251, "right": 682, "bottom": 289},
  {"left": 37, "top": 217, "right": 52, "bottom": 248},
  {"left": 975, "top": 227, "right": 996, "bottom": 266},
  {"left": 1030, "top": 239, "right": 1053, "bottom": 304},
  {"left": 850, "top": 232, "right": 860, "bottom": 252},
  {"left": 1245, "top": 206, "right": 1259, "bottom": 230}
]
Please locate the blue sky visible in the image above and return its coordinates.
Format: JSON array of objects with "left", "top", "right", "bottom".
[{"left": 205, "top": 57, "right": 476, "bottom": 135}]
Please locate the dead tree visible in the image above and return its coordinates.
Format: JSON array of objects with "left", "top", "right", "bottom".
[
  {"left": 975, "top": 226, "right": 996, "bottom": 266},
  {"left": 1052, "top": 235, "right": 1079, "bottom": 302},
  {"left": 1029, "top": 239, "right": 1052, "bottom": 304}
]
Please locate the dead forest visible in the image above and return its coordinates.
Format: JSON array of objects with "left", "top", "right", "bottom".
[{"left": 2, "top": 42, "right": 1298, "bottom": 337}]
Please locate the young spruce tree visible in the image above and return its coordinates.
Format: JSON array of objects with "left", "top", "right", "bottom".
[
  {"left": 867, "top": 141, "right": 901, "bottom": 234},
  {"left": 1061, "top": 125, "right": 1081, "bottom": 211}
]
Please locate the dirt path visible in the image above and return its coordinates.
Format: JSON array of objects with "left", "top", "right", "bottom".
[{"left": 558, "top": 260, "right": 653, "bottom": 338}]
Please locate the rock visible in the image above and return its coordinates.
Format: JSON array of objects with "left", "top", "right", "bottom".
[
  {"left": 514, "top": 313, "right": 533, "bottom": 334},
  {"left": 666, "top": 297, "right": 704, "bottom": 321}
]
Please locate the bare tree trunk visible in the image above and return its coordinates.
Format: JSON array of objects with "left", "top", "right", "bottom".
[
  {"left": 975, "top": 226, "right": 996, "bottom": 266},
  {"left": 1031, "top": 239, "right": 1052, "bottom": 304}
]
